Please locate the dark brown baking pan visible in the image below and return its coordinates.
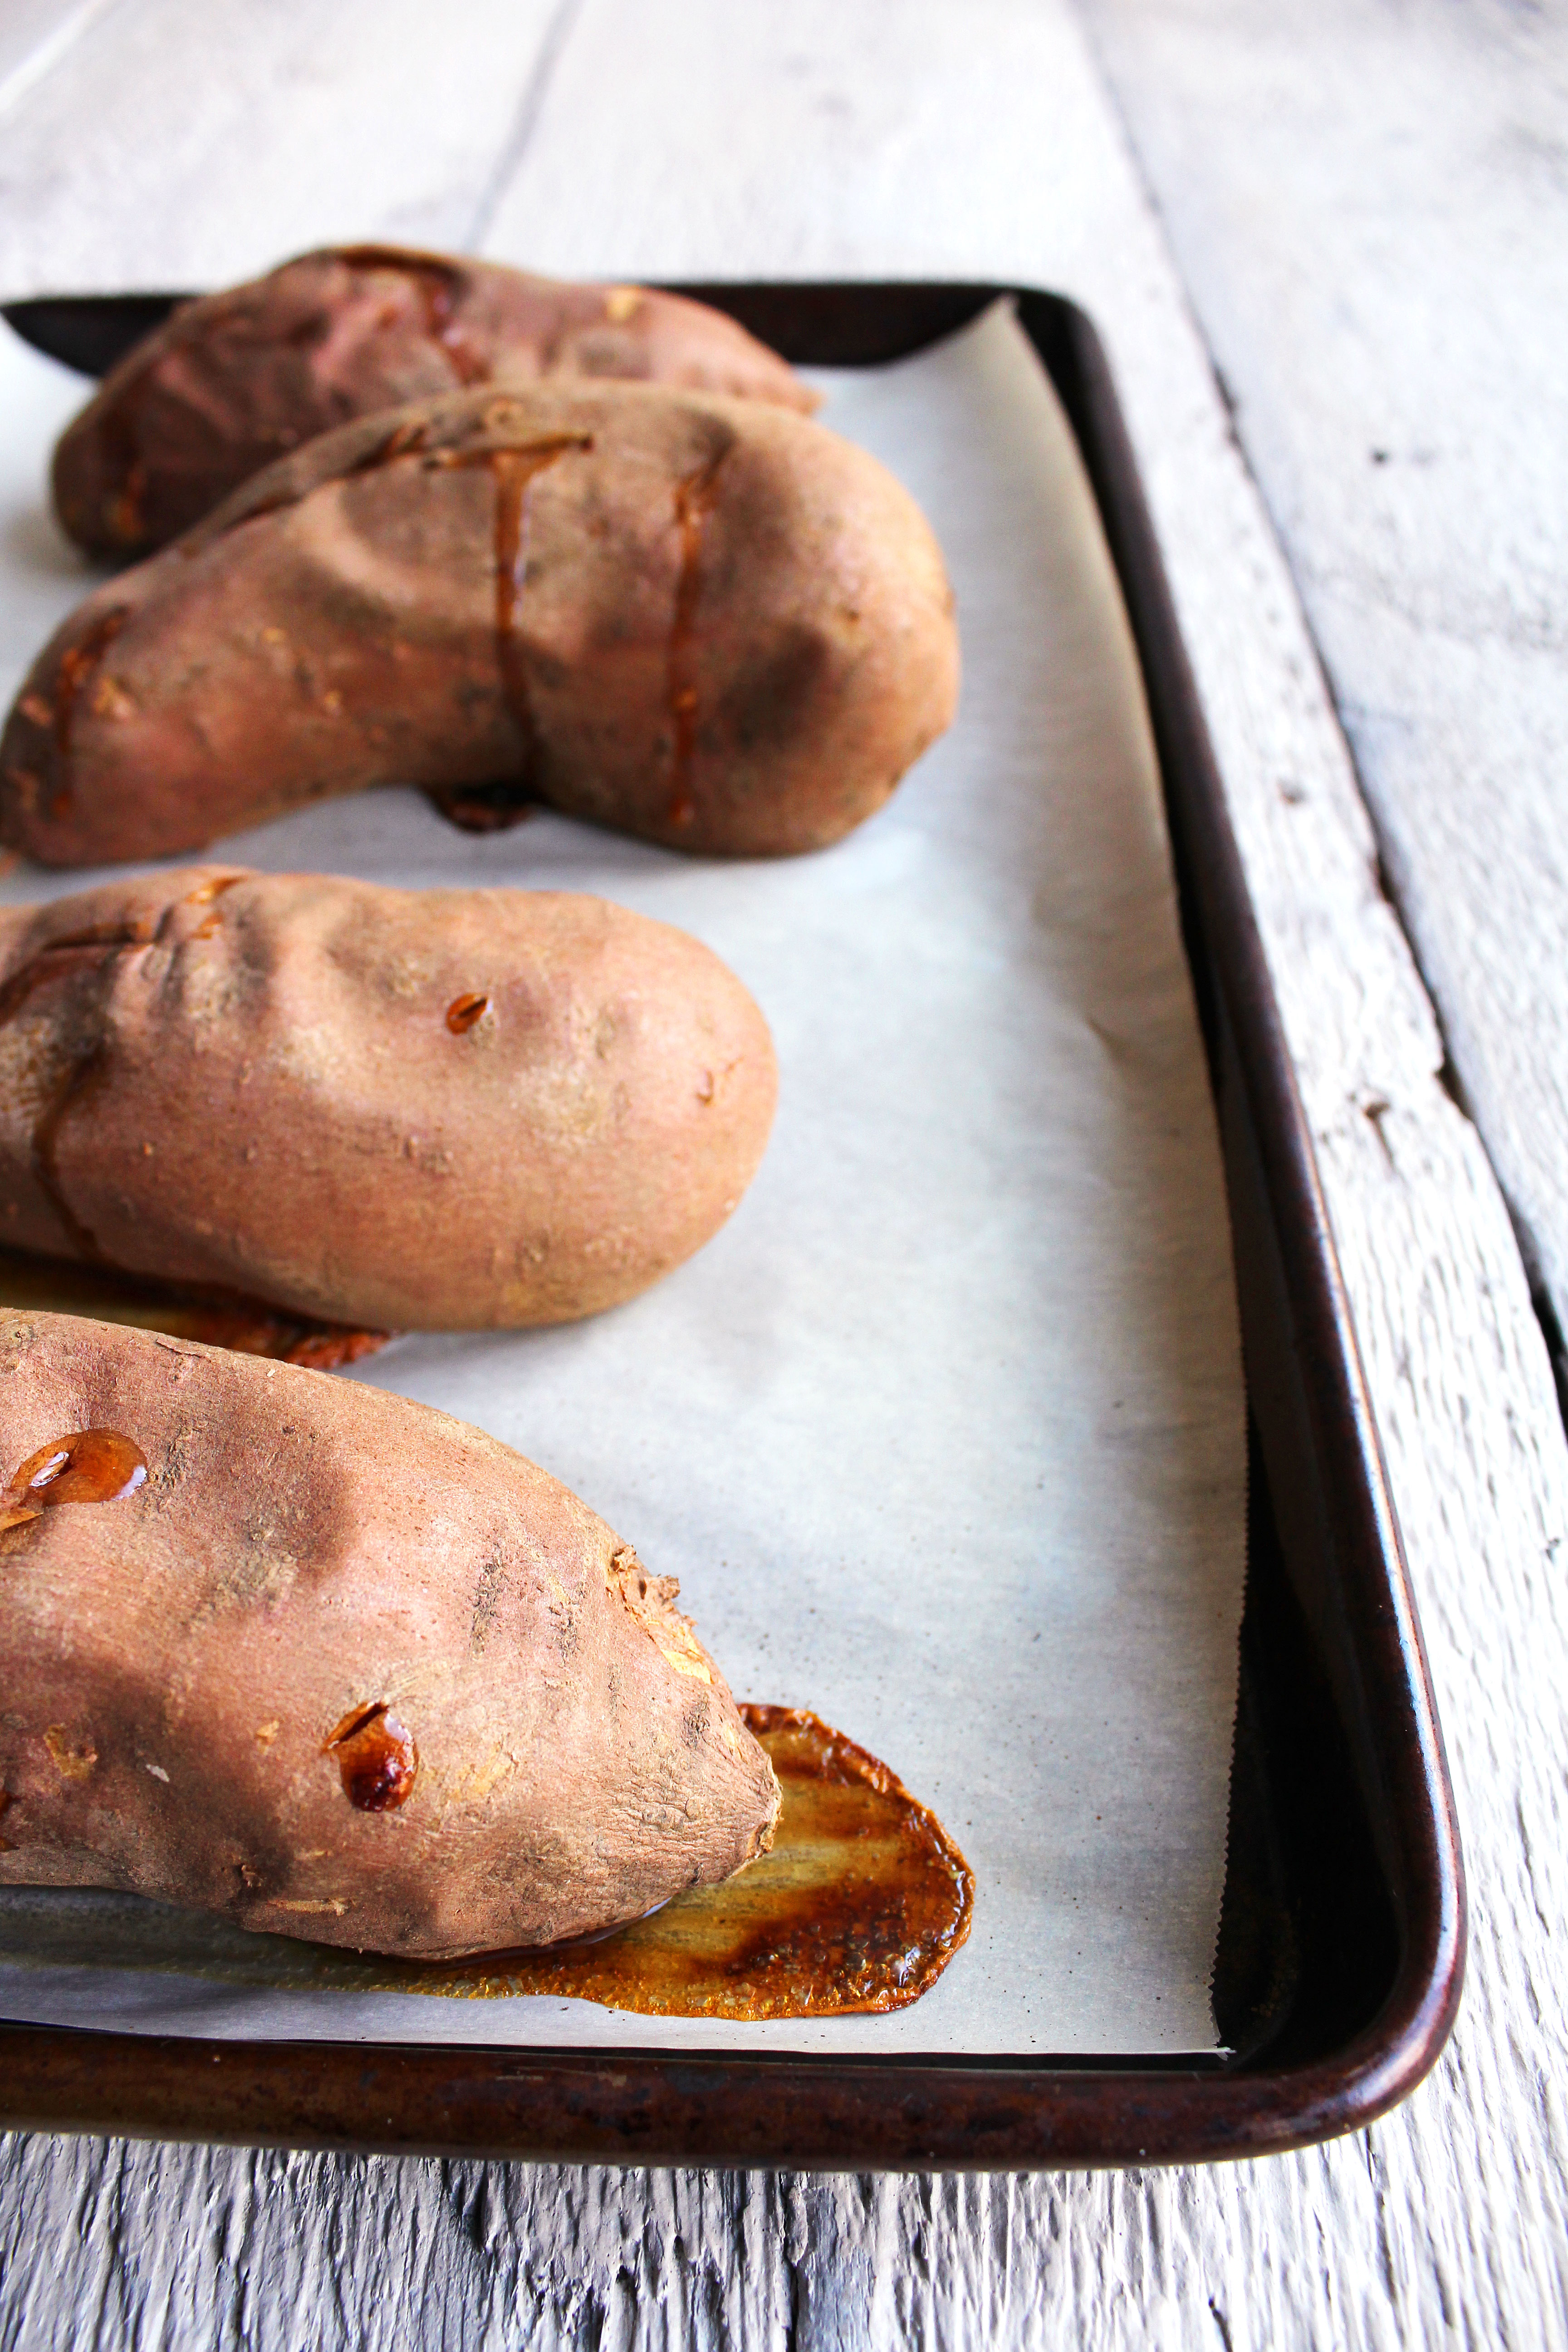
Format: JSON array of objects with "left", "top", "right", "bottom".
[{"left": 0, "top": 280, "right": 1465, "bottom": 2169}]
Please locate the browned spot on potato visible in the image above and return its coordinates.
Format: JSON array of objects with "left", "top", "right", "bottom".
[
  {"left": 5, "top": 1428, "right": 147, "bottom": 1512},
  {"left": 44, "top": 1725, "right": 97, "bottom": 1779},
  {"left": 445, "top": 991, "right": 488, "bottom": 1034},
  {"left": 603, "top": 287, "right": 642, "bottom": 324},
  {"left": 48, "top": 607, "right": 131, "bottom": 816},
  {"left": 325, "top": 1702, "right": 419, "bottom": 1812}
]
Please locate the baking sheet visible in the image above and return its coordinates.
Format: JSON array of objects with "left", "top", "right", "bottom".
[{"left": 0, "top": 300, "right": 1245, "bottom": 2054}]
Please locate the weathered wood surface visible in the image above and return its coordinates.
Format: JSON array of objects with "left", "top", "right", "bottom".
[
  {"left": 1, "top": 0, "right": 1567, "bottom": 2344},
  {"left": 1079, "top": 0, "right": 1568, "bottom": 1384}
]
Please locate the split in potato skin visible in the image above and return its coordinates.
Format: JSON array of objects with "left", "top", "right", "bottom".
[
  {"left": 0, "top": 867, "right": 777, "bottom": 1332},
  {"left": 1, "top": 381, "right": 959, "bottom": 870}
]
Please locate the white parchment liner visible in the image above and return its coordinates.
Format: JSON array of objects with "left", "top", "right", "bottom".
[{"left": 0, "top": 301, "right": 1244, "bottom": 2053}]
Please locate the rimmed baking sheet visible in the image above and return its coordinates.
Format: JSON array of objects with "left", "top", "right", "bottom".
[{"left": 0, "top": 298, "right": 1245, "bottom": 2055}]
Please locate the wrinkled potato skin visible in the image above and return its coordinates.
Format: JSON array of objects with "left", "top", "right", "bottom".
[
  {"left": 0, "top": 382, "right": 959, "bottom": 869},
  {"left": 52, "top": 245, "right": 817, "bottom": 559},
  {"left": 0, "top": 1312, "right": 779, "bottom": 1957},
  {"left": 0, "top": 869, "right": 776, "bottom": 1330}
]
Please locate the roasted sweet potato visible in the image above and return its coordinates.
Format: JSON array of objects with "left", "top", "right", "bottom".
[
  {"left": 0, "top": 1310, "right": 779, "bottom": 1957},
  {"left": 0, "top": 868, "right": 775, "bottom": 1330},
  {"left": 52, "top": 245, "right": 816, "bottom": 560},
  {"left": 0, "top": 382, "right": 958, "bottom": 868}
]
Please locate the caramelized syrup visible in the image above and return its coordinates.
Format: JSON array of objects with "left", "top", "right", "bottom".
[
  {"left": 422, "top": 435, "right": 592, "bottom": 833},
  {"left": 664, "top": 450, "right": 728, "bottom": 828},
  {"left": 445, "top": 992, "right": 488, "bottom": 1033},
  {"left": 183, "top": 872, "right": 246, "bottom": 939},
  {"left": 359, "top": 1705, "right": 974, "bottom": 2017},
  {"left": 1, "top": 1428, "right": 147, "bottom": 1528},
  {"left": 325, "top": 1704, "right": 419, "bottom": 1812},
  {"left": 0, "top": 1245, "right": 390, "bottom": 1371}
]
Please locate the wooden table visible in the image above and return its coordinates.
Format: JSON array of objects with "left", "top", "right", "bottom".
[{"left": 1, "top": 1, "right": 1565, "bottom": 2340}]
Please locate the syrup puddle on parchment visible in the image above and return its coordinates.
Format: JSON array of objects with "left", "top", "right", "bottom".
[
  {"left": 0, "top": 1714, "right": 973, "bottom": 2020},
  {"left": 355, "top": 1704, "right": 975, "bottom": 2019}
]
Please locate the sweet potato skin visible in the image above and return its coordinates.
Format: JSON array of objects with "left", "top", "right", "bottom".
[
  {"left": 0, "top": 1311, "right": 779, "bottom": 1958},
  {"left": 0, "top": 382, "right": 958, "bottom": 868},
  {"left": 0, "top": 869, "right": 776, "bottom": 1330},
  {"left": 52, "top": 245, "right": 816, "bottom": 559}
]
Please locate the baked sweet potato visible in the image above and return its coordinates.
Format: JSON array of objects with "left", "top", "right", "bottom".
[
  {"left": 52, "top": 245, "right": 816, "bottom": 560},
  {"left": 0, "top": 381, "right": 958, "bottom": 868},
  {"left": 0, "top": 1309, "right": 779, "bottom": 1957},
  {"left": 0, "top": 868, "right": 775, "bottom": 1330}
]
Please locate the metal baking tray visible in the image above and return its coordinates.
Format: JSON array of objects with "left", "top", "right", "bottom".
[{"left": 0, "top": 279, "right": 1465, "bottom": 2168}]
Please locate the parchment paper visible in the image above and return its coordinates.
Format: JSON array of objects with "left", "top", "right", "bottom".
[{"left": 0, "top": 301, "right": 1245, "bottom": 2053}]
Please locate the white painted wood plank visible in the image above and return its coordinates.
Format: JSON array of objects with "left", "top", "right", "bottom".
[
  {"left": 0, "top": 0, "right": 1565, "bottom": 2345},
  {"left": 1078, "top": 0, "right": 1568, "bottom": 1367},
  {"left": 0, "top": 0, "right": 567, "bottom": 297},
  {"left": 0, "top": 0, "right": 122, "bottom": 122}
]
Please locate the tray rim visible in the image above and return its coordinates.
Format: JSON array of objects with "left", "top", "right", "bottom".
[{"left": 0, "top": 276, "right": 1465, "bottom": 2169}]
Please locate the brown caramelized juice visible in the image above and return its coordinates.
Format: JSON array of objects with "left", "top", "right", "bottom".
[
  {"left": 663, "top": 452, "right": 726, "bottom": 828},
  {"left": 0, "top": 1427, "right": 146, "bottom": 1528},
  {"left": 370, "top": 1705, "right": 974, "bottom": 2019},
  {"left": 325, "top": 1704, "right": 419, "bottom": 1813},
  {"left": 424, "top": 434, "right": 591, "bottom": 833},
  {"left": 0, "top": 1246, "right": 388, "bottom": 1370}
]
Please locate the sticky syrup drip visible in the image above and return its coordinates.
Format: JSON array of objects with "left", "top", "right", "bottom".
[
  {"left": 421, "top": 435, "right": 592, "bottom": 833},
  {"left": 0, "top": 1429, "right": 147, "bottom": 1529},
  {"left": 325, "top": 1704, "right": 419, "bottom": 1812},
  {"left": 446, "top": 992, "right": 488, "bottom": 1033},
  {"left": 337, "top": 246, "right": 490, "bottom": 387},
  {"left": 664, "top": 451, "right": 728, "bottom": 829},
  {"left": 45, "top": 607, "right": 131, "bottom": 818},
  {"left": 338, "top": 1705, "right": 975, "bottom": 2017}
]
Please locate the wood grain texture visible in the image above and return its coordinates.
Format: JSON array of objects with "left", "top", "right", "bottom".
[
  {"left": 0, "top": 0, "right": 567, "bottom": 293},
  {"left": 1, "top": 0, "right": 1567, "bottom": 2344},
  {"left": 1078, "top": 0, "right": 1568, "bottom": 1362}
]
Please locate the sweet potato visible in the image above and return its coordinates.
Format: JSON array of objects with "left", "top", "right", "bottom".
[
  {"left": 0, "top": 1310, "right": 779, "bottom": 1957},
  {"left": 0, "top": 381, "right": 958, "bottom": 867},
  {"left": 52, "top": 245, "right": 816, "bottom": 560},
  {"left": 0, "top": 868, "right": 775, "bottom": 1330}
]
